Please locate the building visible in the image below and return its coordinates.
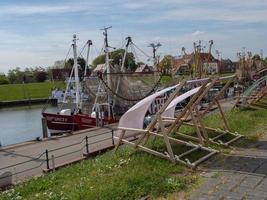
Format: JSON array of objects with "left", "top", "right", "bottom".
[
  {"left": 172, "top": 53, "right": 219, "bottom": 76},
  {"left": 172, "top": 56, "right": 190, "bottom": 75},
  {"left": 52, "top": 68, "right": 72, "bottom": 81},
  {"left": 93, "top": 64, "right": 106, "bottom": 74},
  {"left": 219, "top": 59, "right": 236, "bottom": 73},
  {"left": 135, "top": 64, "right": 153, "bottom": 73}
]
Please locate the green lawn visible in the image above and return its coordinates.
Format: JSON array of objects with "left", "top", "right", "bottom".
[
  {"left": 0, "top": 148, "right": 197, "bottom": 200},
  {"left": 0, "top": 82, "right": 65, "bottom": 101},
  {"left": 1, "top": 104, "right": 267, "bottom": 200}
]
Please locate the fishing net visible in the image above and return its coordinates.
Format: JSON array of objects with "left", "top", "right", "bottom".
[{"left": 83, "top": 70, "right": 163, "bottom": 113}]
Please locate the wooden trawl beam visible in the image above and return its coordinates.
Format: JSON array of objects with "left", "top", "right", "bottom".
[
  {"left": 133, "top": 79, "right": 187, "bottom": 148},
  {"left": 114, "top": 77, "right": 230, "bottom": 168},
  {"left": 179, "top": 75, "right": 243, "bottom": 146}
]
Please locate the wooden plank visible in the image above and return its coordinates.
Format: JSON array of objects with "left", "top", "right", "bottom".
[
  {"left": 166, "top": 79, "right": 211, "bottom": 136},
  {"left": 215, "top": 99, "right": 230, "bottom": 131},
  {"left": 113, "top": 130, "right": 126, "bottom": 152},
  {"left": 189, "top": 107, "right": 204, "bottom": 144},
  {"left": 134, "top": 80, "right": 187, "bottom": 147},
  {"left": 159, "top": 117, "right": 175, "bottom": 162},
  {"left": 194, "top": 105, "right": 208, "bottom": 141}
]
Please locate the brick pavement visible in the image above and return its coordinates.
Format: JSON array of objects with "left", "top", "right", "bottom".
[{"left": 190, "top": 135, "right": 267, "bottom": 200}]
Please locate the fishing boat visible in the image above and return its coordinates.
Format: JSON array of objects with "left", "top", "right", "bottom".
[
  {"left": 42, "top": 32, "right": 117, "bottom": 135},
  {"left": 42, "top": 27, "right": 165, "bottom": 135}
]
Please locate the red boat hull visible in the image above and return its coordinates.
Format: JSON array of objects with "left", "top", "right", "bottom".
[{"left": 42, "top": 112, "right": 116, "bottom": 135}]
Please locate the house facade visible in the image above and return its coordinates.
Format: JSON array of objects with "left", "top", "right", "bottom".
[{"left": 172, "top": 53, "right": 219, "bottom": 76}]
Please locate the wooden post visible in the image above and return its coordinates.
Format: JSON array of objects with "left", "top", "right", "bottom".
[
  {"left": 194, "top": 105, "right": 208, "bottom": 141},
  {"left": 201, "top": 76, "right": 235, "bottom": 116},
  {"left": 114, "top": 130, "right": 126, "bottom": 152},
  {"left": 159, "top": 116, "right": 175, "bottom": 162},
  {"left": 51, "top": 155, "right": 56, "bottom": 172},
  {"left": 189, "top": 107, "right": 204, "bottom": 144},
  {"left": 41, "top": 117, "right": 48, "bottom": 138},
  {"left": 95, "top": 110, "right": 99, "bottom": 127},
  {"left": 215, "top": 99, "right": 230, "bottom": 131}
]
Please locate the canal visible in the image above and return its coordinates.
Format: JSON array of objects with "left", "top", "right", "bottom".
[{"left": 0, "top": 105, "right": 57, "bottom": 147}]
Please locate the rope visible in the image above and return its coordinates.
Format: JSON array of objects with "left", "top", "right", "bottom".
[
  {"left": 98, "top": 73, "right": 163, "bottom": 102},
  {"left": 79, "top": 42, "right": 88, "bottom": 57},
  {"left": 132, "top": 43, "right": 151, "bottom": 58}
]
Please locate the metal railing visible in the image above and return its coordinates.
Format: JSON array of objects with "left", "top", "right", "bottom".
[{"left": 0, "top": 128, "right": 115, "bottom": 184}]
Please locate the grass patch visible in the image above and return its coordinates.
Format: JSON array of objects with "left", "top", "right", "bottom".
[
  {"left": 0, "top": 148, "right": 198, "bottom": 200},
  {"left": 1, "top": 104, "right": 267, "bottom": 199},
  {"left": 0, "top": 82, "right": 65, "bottom": 101}
]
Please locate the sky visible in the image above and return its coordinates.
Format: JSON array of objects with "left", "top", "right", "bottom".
[{"left": 0, "top": 0, "right": 267, "bottom": 73}]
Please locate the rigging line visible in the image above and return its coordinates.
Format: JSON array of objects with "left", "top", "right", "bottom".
[
  {"left": 132, "top": 47, "right": 141, "bottom": 63},
  {"left": 118, "top": 39, "right": 127, "bottom": 50},
  {"left": 78, "top": 42, "right": 88, "bottom": 58},
  {"left": 131, "top": 45, "right": 140, "bottom": 64},
  {"left": 132, "top": 43, "right": 151, "bottom": 58},
  {"left": 64, "top": 44, "right": 73, "bottom": 62},
  {"left": 91, "top": 45, "right": 101, "bottom": 57},
  {"left": 98, "top": 73, "right": 163, "bottom": 102},
  {"left": 99, "top": 43, "right": 105, "bottom": 56}
]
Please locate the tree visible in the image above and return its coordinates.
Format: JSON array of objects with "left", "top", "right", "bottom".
[
  {"left": 7, "top": 67, "right": 25, "bottom": 83},
  {"left": 252, "top": 54, "right": 261, "bottom": 60},
  {"left": 0, "top": 73, "right": 9, "bottom": 84},
  {"left": 33, "top": 67, "right": 47, "bottom": 82},
  {"left": 157, "top": 55, "right": 174, "bottom": 75},
  {"left": 65, "top": 57, "right": 86, "bottom": 70},
  {"left": 263, "top": 57, "right": 267, "bottom": 66},
  {"left": 92, "top": 49, "right": 137, "bottom": 72},
  {"left": 53, "top": 60, "right": 65, "bottom": 69}
]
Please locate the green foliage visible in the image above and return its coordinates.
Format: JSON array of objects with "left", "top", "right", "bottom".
[
  {"left": 34, "top": 71, "right": 47, "bottom": 82},
  {"left": 7, "top": 67, "right": 49, "bottom": 84},
  {"left": 65, "top": 57, "right": 86, "bottom": 71},
  {"left": 0, "top": 73, "right": 9, "bottom": 85},
  {"left": 7, "top": 67, "right": 25, "bottom": 84},
  {"left": 158, "top": 55, "right": 174, "bottom": 75},
  {"left": 92, "top": 49, "right": 137, "bottom": 71},
  {"left": 252, "top": 54, "right": 261, "bottom": 60},
  {"left": 160, "top": 75, "right": 175, "bottom": 85},
  {"left": 0, "top": 81, "right": 65, "bottom": 101}
]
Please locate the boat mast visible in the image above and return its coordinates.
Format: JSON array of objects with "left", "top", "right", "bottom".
[
  {"left": 73, "top": 34, "right": 80, "bottom": 109},
  {"left": 84, "top": 40, "right": 93, "bottom": 77},
  {"left": 121, "top": 36, "right": 132, "bottom": 72},
  {"left": 101, "top": 26, "right": 113, "bottom": 114}
]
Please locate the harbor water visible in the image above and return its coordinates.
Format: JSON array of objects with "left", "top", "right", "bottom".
[{"left": 0, "top": 105, "right": 57, "bottom": 147}]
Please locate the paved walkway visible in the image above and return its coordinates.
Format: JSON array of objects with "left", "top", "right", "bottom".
[
  {"left": 0, "top": 125, "right": 117, "bottom": 186},
  {"left": 190, "top": 134, "right": 267, "bottom": 200}
]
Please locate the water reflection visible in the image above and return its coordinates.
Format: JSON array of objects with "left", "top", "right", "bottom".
[{"left": 0, "top": 105, "right": 57, "bottom": 147}]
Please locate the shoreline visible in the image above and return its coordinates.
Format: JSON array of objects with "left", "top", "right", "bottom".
[{"left": 0, "top": 98, "right": 57, "bottom": 108}]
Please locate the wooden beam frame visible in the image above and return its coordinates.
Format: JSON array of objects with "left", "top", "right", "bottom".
[
  {"left": 181, "top": 75, "right": 243, "bottom": 146},
  {"left": 114, "top": 78, "right": 219, "bottom": 168}
]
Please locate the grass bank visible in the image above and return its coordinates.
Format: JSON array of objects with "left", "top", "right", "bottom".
[
  {"left": 1, "top": 105, "right": 267, "bottom": 199},
  {"left": 0, "top": 148, "right": 197, "bottom": 200},
  {"left": 0, "top": 82, "right": 65, "bottom": 101}
]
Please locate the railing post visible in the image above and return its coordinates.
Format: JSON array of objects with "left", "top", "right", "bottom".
[
  {"left": 42, "top": 117, "right": 48, "bottom": 138},
  {"left": 45, "top": 149, "right": 50, "bottom": 170},
  {"left": 51, "top": 155, "right": 55, "bottom": 172},
  {"left": 111, "top": 129, "right": 115, "bottom": 146},
  {"left": 85, "top": 136, "right": 89, "bottom": 154}
]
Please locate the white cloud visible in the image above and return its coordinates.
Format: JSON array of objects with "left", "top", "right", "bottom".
[
  {"left": 191, "top": 31, "right": 205, "bottom": 36},
  {"left": 0, "top": 0, "right": 267, "bottom": 73},
  {"left": 121, "top": 3, "right": 146, "bottom": 10}
]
